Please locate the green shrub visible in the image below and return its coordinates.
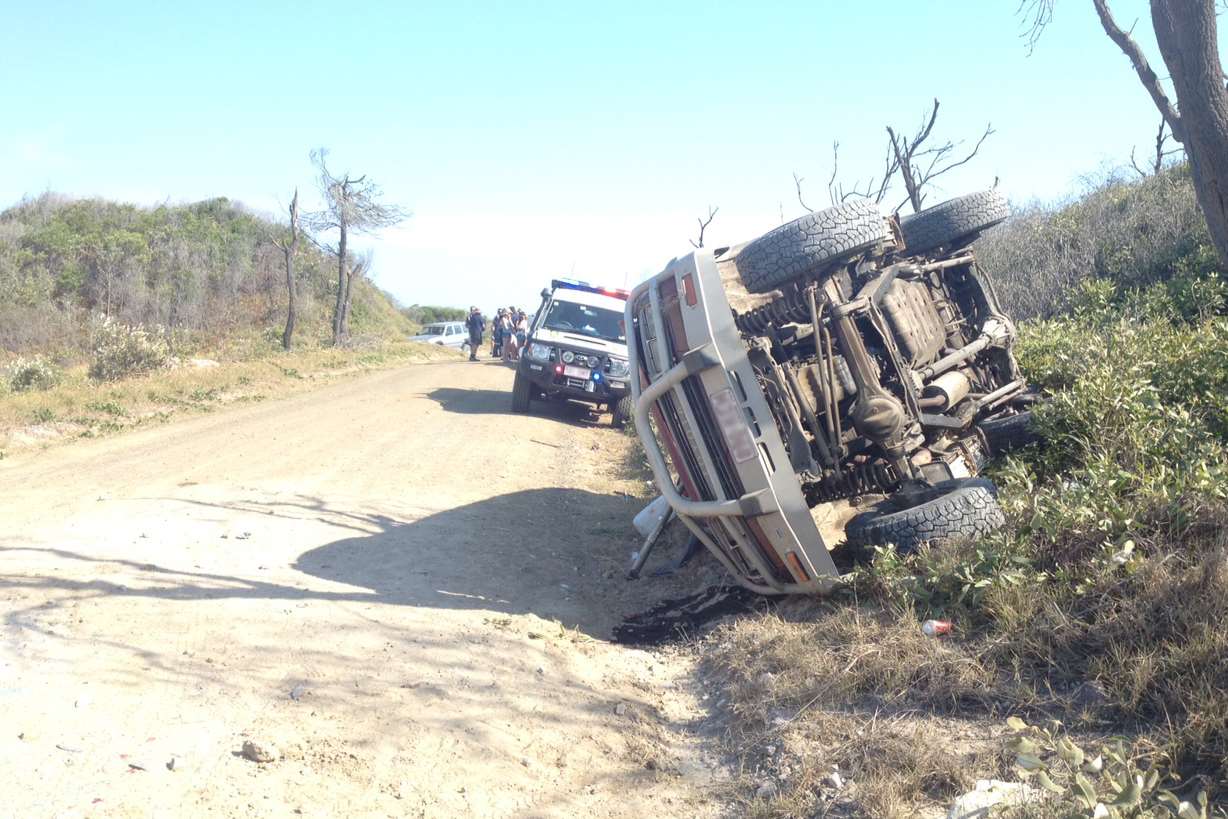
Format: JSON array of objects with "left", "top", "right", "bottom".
[
  {"left": 1003, "top": 718, "right": 1223, "bottom": 819},
  {"left": 5, "top": 355, "right": 61, "bottom": 392},
  {"left": 851, "top": 285, "right": 1228, "bottom": 784},
  {"left": 88, "top": 316, "right": 170, "bottom": 381}
]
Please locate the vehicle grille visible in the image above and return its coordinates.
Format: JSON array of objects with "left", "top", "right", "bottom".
[
  {"left": 657, "top": 390, "right": 715, "bottom": 501},
  {"left": 680, "top": 374, "right": 745, "bottom": 499}
]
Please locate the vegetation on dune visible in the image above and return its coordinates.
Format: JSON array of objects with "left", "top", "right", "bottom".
[
  {"left": 0, "top": 192, "right": 442, "bottom": 453},
  {"left": 402, "top": 304, "right": 467, "bottom": 325},
  {"left": 0, "top": 193, "right": 414, "bottom": 359},
  {"left": 978, "top": 165, "right": 1219, "bottom": 320},
  {"left": 711, "top": 167, "right": 1228, "bottom": 818}
]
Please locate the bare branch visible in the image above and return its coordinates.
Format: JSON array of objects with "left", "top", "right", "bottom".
[
  {"left": 914, "top": 99, "right": 941, "bottom": 151},
  {"left": 1129, "top": 146, "right": 1149, "bottom": 179},
  {"left": 304, "top": 147, "right": 410, "bottom": 236},
  {"left": 1016, "top": 0, "right": 1055, "bottom": 53},
  {"left": 825, "top": 142, "right": 840, "bottom": 207},
  {"left": 689, "top": 206, "right": 719, "bottom": 249},
  {"left": 1092, "top": 0, "right": 1184, "bottom": 141},
  {"left": 926, "top": 123, "right": 995, "bottom": 180},
  {"left": 793, "top": 172, "right": 813, "bottom": 214}
]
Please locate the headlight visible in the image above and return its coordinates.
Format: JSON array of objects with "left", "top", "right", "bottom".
[
  {"left": 561, "top": 350, "right": 575, "bottom": 364},
  {"left": 607, "top": 357, "right": 630, "bottom": 378},
  {"left": 528, "top": 342, "right": 552, "bottom": 362}
]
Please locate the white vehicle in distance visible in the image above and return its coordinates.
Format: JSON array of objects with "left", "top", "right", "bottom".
[{"left": 409, "top": 321, "right": 471, "bottom": 354}]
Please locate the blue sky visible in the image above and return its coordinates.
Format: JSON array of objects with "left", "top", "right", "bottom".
[{"left": 1, "top": 1, "right": 1216, "bottom": 310}]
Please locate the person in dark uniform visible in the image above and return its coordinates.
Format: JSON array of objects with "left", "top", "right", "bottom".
[{"left": 465, "top": 306, "right": 485, "bottom": 361}]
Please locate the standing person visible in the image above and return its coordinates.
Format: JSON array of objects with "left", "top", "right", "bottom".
[
  {"left": 465, "top": 306, "right": 484, "bottom": 361},
  {"left": 513, "top": 309, "right": 529, "bottom": 351},
  {"left": 497, "top": 308, "right": 511, "bottom": 357},
  {"left": 490, "top": 308, "right": 503, "bottom": 357}
]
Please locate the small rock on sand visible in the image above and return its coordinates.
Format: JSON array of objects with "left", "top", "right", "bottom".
[{"left": 241, "top": 740, "right": 278, "bottom": 763}]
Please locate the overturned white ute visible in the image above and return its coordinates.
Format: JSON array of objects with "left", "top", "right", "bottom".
[{"left": 626, "top": 192, "right": 1040, "bottom": 595}]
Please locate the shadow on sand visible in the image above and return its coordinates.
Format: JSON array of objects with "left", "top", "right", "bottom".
[
  {"left": 425, "top": 387, "right": 614, "bottom": 427},
  {"left": 1, "top": 489, "right": 697, "bottom": 638}
]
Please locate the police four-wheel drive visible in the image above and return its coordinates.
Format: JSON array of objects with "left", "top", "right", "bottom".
[{"left": 512, "top": 279, "right": 635, "bottom": 427}]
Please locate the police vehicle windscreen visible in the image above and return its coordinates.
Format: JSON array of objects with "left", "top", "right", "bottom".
[{"left": 541, "top": 301, "right": 625, "bottom": 343}]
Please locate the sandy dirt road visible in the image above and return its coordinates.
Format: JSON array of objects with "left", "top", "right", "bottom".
[{"left": 0, "top": 360, "right": 721, "bottom": 818}]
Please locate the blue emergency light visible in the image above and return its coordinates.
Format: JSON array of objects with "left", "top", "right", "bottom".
[{"left": 550, "top": 278, "right": 630, "bottom": 300}]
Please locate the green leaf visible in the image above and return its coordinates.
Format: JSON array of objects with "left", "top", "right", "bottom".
[
  {"left": 1008, "top": 737, "right": 1040, "bottom": 756},
  {"left": 1075, "top": 772, "right": 1098, "bottom": 806},
  {"left": 1177, "top": 802, "right": 1203, "bottom": 819},
  {"left": 1109, "top": 776, "right": 1142, "bottom": 807},
  {"left": 1037, "top": 770, "right": 1063, "bottom": 794},
  {"left": 1006, "top": 716, "right": 1028, "bottom": 731},
  {"left": 1016, "top": 753, "right": 1046, "bottom": 772},
  {"left": 1157, "top": 791, "right": 1181, "bottom": 809},
  {"left": 1057, "top": 737, "right": 1085, "bottom": 767}
]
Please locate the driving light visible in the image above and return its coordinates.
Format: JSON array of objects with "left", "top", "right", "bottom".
[
  {"left": 561, "top": 350, "right": 575, "bottom": 364},
  {"left": 607, "top": 357, "right": 630, "bottom": 378},
  {"left": 528, "top": 342, "right": 552, "bottom": 362},
  {"left": 592, "top": 372, "right": 602, "bottom": 381}
]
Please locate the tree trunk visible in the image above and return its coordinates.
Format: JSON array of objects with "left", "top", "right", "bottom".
[
  {"left": 332, "top": 221, "right": 348, "bottom": 346},
  {"left": 341, "top": 268, "right": 355, "bottom": 339},
  {"left": 282, "top": 250, "right": 297, "bottom": 351},
  {"left": 1151, "top": 0, "right": 1228, "bottom": 265},
  {"left": 281, "top": 190, "right": 299, "bottom": 351}
]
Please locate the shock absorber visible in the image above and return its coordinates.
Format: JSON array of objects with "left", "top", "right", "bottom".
[
  {"left": 804, "top": 461, "right": 902, "bottom": 504},
  {"left": 734, "top": 289, "right": 813, "bottom": 334}
]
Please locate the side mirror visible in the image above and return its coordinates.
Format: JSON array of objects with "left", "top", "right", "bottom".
[{"left": 541, "top": 288, "right": 551, "bottom": 300}]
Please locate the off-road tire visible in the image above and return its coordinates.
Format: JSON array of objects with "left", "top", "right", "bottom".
[
  {"left": 737, "top": 201, "right": 890, "bottom": 294},
  {"left": 611, "top": 394, "right": 634, "bottom": 429},
  {"left": 979, "top": 411, "right": 1040, "bottom": 455},
  {"left": 899, "top": 190, "right": 1009, "bottom": 256},
  {"left": 511, "top": 372, "right": 532, "bottom": 413},
  {"left": 844, "top": 478, "right": 1004, "bottom": 553}
]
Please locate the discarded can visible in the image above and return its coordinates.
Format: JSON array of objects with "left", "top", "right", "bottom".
[{"left": 921, "top": 619, "right": 953, "bottom": 637}]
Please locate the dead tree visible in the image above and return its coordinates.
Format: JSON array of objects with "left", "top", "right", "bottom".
[
  {"left": 1130, "top": 119, "right": 1183, "bottom": 178},
  {"left": 306, "top": 149, "right": 407, "bottom": 345},
  {"left": 886, "top": 99, "right": 994, "bottom": 213},
  {"left": 794, "top": 105, "right": 992, "bottom": 216},
  {"left": 689, "top": 206, "right": 719, "bottom": 248},
  {"left": 271, "top": 190, "right": 300, "bottom": 350},
  {"left": 1023, "top": 0, "right": 1228, "bottom": 267}
]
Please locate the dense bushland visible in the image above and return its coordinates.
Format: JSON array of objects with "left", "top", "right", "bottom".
[
  {"left": 0, "top": 193, "right": 412, "bottom": 358},
  {"left": 402, "top": 304, "right": 466, "bottom": 325},
  {"left": 978, "top": 165, "right": 1219, "bottom": 320}
]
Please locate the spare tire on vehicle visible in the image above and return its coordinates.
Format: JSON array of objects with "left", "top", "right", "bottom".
[
  {"left": 899, "top": 190, "right": 1009, "bottom": 257},
  {"left": 737, "top": 201, "right": 891, "bottom": 294},
  {"left": 844, "top": 477, "right": 1004, "bottom": 553}
]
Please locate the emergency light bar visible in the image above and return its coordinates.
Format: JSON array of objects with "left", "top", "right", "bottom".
[{"left": 551, "top": 278, "right": 630, "bottom": 300}]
